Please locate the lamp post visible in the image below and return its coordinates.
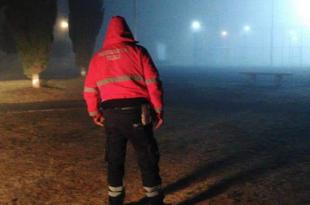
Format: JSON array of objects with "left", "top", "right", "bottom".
[
  {"left": 191, "top": 20, "right": 202, "bottom": 66},
  {"left": 242, "top": 25, "right": 251, "bottom": 66},
  {"left": 288, "top": 30, "right": 298, "bottom": 66},
  {"left": 220, "top": 30, "right": 229, "bottom": 67},
  {"left": 270, "top": 0, "right": 275, "bottom": 68},
  {"left": 299, "top": 26, "right": 304, "bottom": 67}
]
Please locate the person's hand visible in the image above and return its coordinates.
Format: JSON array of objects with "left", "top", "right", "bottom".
[
  {"left": 155, "top": 112, "right": 164, "bottom": 129},
  {"left": 92, "top": 113, "right": 105, "bottom": 127}
]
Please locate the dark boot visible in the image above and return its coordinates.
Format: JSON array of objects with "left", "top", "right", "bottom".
[
  {"left": 148, "top": 192, "right": 165, "bottom": 205},
  {"left": 109, "top": 194, "right": 124, "bottom": 205}
]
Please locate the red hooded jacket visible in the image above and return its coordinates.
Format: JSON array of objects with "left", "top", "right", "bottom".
[{"left": 83, "top": 16, "right": 163, "bottom": 117}]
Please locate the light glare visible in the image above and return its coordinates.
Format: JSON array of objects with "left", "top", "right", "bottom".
[
  {"left": 296, "top": 0, "right": 310, "bottom": 26},
  {"left": 243, "top": 25, "right": 251, "bottom": 32},
  {"left": 191, "top": 20, "right": 201, "bottom": 31},
  {"left": 59, "top": 20, "right": 69, "bottom": 30},
  {"left": 221, "top": 30, "right": 228, "bottom": 37},
  {"left": 32, "top": 74, "right": 40, "bottom": 88}
]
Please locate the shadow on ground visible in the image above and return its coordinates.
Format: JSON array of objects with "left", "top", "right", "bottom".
[{"left": 127, "top": 123, "right": 309, "bottom": 205}]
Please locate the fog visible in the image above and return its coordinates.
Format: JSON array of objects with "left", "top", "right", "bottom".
[
  {"left": 1, "top": 0, "right": 310, "bottom": 81},
  {"left": 0, "top": 2, "right": 309, "bottom": 204},
  {"left": 101, "top": 0, "right": 310, "bottom": 70}
]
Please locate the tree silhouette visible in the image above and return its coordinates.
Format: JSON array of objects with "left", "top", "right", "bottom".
[
  {"left": 6, "top": 0, "right": 56, "bottom": 87},
  {"left": 0, "top": 0, "right": 16, "bottom": 54},
  {"left": 0, "top": 1, "right": 6, "bottom": 9},
  {"left": 68, "top": 0, "right": 104, "bottom": 76}
]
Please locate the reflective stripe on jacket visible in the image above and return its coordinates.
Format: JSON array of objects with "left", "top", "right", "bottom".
[{"left": 83, "top": 16, "right": 163, "bottom": 116}]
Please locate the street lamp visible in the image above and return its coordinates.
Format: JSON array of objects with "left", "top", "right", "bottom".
[
  {"left": 220, "top": 30, "right": 229, "bottom": 66},
  {"left": 288, "top": 30, "right": 299, "bottom": 66},
  {"left": 221, "top": 30, "right": 228, "bottom": 38},
  {"left": 59, "top": 19, "right": 69, "bottom": 31},
  {"left": 243, "top": 25, "right": 251, "bottom": 33},
  {"left": 190, "top": 20, "right": 202, "bottom": 65},
  {"left": 191, "top": 20, "right": 201, "bottom": 32},
  {"left": 242, "top": 25, "right": 251, "bottom": 66}
]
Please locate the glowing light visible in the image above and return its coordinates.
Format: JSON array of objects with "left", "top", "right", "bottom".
[
  {"left": 32, "top": 74, "right": 40, "bottom": 88},
  {"left": 191, "top": 20, "right": 201, "bottom": 32},
  {"left": 80, "top": 68, "right": 86, "bottom": 77},
  {"left": 295, "top": 0, "right": 310, "bottom": 26},
  {"left": 221, "top": 30, "right": 228, "bottom": 37},
  {"left": 243, "top": 25, "right": 251, "bottom": 32},
  {"left": 59, "top": 19, "right": 69, "bottom": 30}
]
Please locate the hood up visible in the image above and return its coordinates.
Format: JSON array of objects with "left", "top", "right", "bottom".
[{"left": 102, "top": 16, "right": 137, "bottom": 48}]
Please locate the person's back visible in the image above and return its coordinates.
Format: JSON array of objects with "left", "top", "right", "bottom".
[
  {"left": 84, "top": 16, "right": 163, "bottom": 121},
  {"left": 83, "top": 16, "right": 165, "bottom": 205}
]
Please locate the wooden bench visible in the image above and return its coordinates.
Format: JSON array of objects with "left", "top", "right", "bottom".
[{"left": 240, "top": 72, "right": 293, "bottom": 87}]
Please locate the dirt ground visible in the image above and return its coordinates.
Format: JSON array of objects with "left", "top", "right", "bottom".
[
  {"left": 0, "top": 78, "right": 83, "bottom": 104},
  {"left": 0, "top": 76, "right": 309, "bottom": 205}
]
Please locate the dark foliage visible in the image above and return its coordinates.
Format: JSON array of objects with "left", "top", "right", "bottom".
[
  {"left": 0, "top": 0, "right": 16, "bottom": 53},
  {"left": 68, "top": 0, "right": 104, "bottom": 71},
  {"left": 0, "top": 15, "right": 16, "bottom": 53},
  {"left": 5, "top": 0, "right": 57, "bottom": 78},
  {"left": 0, "top": 0, "right": 7, "bottom": 9}
]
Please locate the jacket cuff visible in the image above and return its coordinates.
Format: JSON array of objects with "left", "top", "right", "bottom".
[
  {"left": 154, "top": 107, "right": 163, "bottom": 114},
  {"left": 89, "top": 110, "right": 100, "bottom": 117}
]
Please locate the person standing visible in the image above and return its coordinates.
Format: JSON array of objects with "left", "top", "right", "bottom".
[{"left": 83, "top": 16, "right": 165, "bottom": 205}]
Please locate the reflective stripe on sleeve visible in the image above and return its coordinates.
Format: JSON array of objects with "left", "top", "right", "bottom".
[
  {"left": 145, "top": 78, "right": 157, "bottom": 84},
  {"left": 84, "top": 87, "right": 98, "bottom": 93},
  {"left": 89, "top": 111, "right": 99, "bottom": 117},
  {"left": 154, "top": 108, "right": 163, "bottom": 114},
  {"left": 96, "top": 75, "right": 144, "bottom": 87}
]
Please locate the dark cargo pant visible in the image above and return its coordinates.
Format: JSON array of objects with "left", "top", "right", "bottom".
[{"left": 102, "top": 107, "right": 163, "bottom": 205}]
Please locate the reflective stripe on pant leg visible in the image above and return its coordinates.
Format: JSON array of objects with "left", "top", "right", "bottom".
[
  {"left": 144, "top": 185, "right": 161, "bottom": 197},
  {"left": 108, "top": 186, "right": 124, "bottom": 197}
]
